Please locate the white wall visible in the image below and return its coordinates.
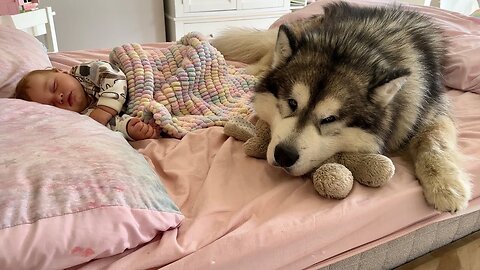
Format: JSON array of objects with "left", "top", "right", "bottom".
[
  {"left": 441, "top": 0, "right": 479, "bottom": 15},
  {"left": 399, "top": 0, "right": 478, "bottom": 14},
  {"left": 39, "top": 0, "right": 166, "bottom": 51}
]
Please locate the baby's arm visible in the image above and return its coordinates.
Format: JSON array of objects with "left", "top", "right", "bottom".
[
  {"left": 89, "top": 105, "right": 117, "bottom": 125},
  {"left": 95, "top": 61, "right": 127, "bottom": 114},
  {"left": 108, "top": 115, "right": 156, "bottom": 141},
  {"left": 72, "top": 61, "right": 127, "bottom": 124}
]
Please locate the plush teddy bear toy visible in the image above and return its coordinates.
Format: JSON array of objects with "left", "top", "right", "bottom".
[{"left": 224, "top": 117, "right": 395, "bottom": 199}]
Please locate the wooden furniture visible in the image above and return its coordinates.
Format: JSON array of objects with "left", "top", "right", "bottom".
[
  {"left": 397, "top": 230, "right": 480, "bottom": 270},
  {"left": 0, "top": 7, "right": 58, "bottom": 52},
  {"left": 164, "top": 0, "right": 291, "bottom": 41}
]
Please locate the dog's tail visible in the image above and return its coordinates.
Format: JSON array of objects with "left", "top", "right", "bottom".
[{"left": 211, "top": 27, "right": 278, "bottom": 64}]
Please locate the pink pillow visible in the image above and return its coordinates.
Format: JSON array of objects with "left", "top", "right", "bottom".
[
  {"left": 270, "top": 0, "right": 480, "bottom": 93},
  {"left": 0, "top": 26, "right": 52, "bottom": 98},
  {"left": 0, "top": 99, "right": 184, "bottom": 270}
]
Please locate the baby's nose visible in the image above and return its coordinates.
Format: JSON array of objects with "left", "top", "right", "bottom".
[{"left": 57, "top": 93, "right": 64, "bottom": 104}]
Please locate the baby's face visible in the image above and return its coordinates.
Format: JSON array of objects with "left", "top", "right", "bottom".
[{"left": 26, "top": 71, "right": 89, "bottom": 113}]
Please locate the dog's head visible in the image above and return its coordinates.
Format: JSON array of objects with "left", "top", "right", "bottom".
[{"left": 254, "top": 24, "right": 410, "bottom": 176}]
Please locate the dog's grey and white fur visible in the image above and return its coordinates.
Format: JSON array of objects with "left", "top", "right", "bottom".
[{"left": 212, "top": 2, "right": 471, "bottom": 212}]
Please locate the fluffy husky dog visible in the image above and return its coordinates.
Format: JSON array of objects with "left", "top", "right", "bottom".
[{"left": 212, "top": 2, "right": 472, "bottom": 212}]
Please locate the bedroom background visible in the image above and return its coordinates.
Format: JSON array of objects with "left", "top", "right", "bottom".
[
  {"left": 37, "top": 0, "right": 167, "bottom": 51},
  {"left": 23, "top": 0, "right": 480, "bottom": 51}
]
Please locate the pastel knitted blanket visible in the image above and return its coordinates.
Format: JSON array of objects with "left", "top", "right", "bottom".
[{"left": 109, "top": 32, "right": 257, "bottom": 138}]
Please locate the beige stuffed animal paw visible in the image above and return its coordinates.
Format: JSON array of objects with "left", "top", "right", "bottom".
[
  {"left": 224, "top": 117, "right": 270, "bottom": 159},
  {"left": 243, "top": 119, "right": 270, "bottom": 159},
  {"left": 224, "top": 116, "right": 256, "bottom": 142},
  {"left": 312, "top": 153, "right": 395, "bottom": 199},
  {"left": 312, "top": 163, "right": 354, "bottom": 199}
]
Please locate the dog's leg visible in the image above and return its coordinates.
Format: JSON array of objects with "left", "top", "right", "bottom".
[{"left": 409, "top": 115, "right": 471, "bottom": 212}]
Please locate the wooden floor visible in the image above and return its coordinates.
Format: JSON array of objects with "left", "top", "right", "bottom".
[{"left": 397, "top": 230, "right": 480, "bottom": 270}]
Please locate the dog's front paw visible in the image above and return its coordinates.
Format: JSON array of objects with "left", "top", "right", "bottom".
[{"left": 423, "top": 176, "right": 471, "bottom": 213}]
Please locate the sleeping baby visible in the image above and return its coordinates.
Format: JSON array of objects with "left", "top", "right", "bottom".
[{"left": 14, "top": 61, "right": 156, "bottom": 141}]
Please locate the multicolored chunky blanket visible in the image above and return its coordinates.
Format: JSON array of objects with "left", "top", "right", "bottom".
[{"left": 109, "top": 32, "right": 257, "bottom": 138}]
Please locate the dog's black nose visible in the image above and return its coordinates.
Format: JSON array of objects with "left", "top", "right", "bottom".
[{"left": 274, "top": 144, "right": 299, "bottom": 168}]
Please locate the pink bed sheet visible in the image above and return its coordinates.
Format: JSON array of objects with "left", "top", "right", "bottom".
[
  {"left": 49, "top": 6, "right": 480, "bottom": 270},
  {"left": 71, "top": 92, "right": 479, "bottom": 270}
]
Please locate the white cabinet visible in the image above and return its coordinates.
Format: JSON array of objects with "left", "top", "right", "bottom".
[
  {"left": 238, "top": 0, "right": 285, "bottom": 10},
  {"left": 184, "top": 0, "right": 236, "bottom": 12},
  {"left": 165, "top": 0, "right": 290, "bottom": 41}
]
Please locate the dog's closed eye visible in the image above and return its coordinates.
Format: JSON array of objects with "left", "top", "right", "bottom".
[{"left": 320, "top": 115, "right": 337, "bottom": 125}]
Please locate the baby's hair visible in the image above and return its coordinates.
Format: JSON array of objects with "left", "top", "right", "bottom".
[{"left": 15, "top": 68, "right": 63, "bottom": 100}]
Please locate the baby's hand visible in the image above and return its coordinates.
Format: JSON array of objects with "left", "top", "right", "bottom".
[{"left": 127, "top": 118, "right": 156, "bottom": 141}]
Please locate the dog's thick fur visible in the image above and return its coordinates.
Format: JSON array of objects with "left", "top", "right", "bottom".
[{"left": 212, "top": 2, "right": 471, "bottom": 212}]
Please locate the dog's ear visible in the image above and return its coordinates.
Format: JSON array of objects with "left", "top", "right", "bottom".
[
  {"left": 369, "top": 68, "right": 410, "bottom": 106},
  {"left": 272, "top": 24, "right": 298, "bottom": 68}
]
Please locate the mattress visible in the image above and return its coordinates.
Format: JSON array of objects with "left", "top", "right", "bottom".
[
  {"left": 49, "top": 2, "right": 480, "bottom": 270},
  {"left": 323, "top": 209, "right": 480, "bottom": 269}
]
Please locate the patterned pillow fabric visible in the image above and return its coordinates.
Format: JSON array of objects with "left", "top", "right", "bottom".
[{"left": 0, "top": 99, "right": 184, "bottom": 270}]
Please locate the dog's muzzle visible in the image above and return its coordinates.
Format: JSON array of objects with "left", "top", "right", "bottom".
[{"left": 274, "top": 143, "right": 299, "bottom": 168}]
